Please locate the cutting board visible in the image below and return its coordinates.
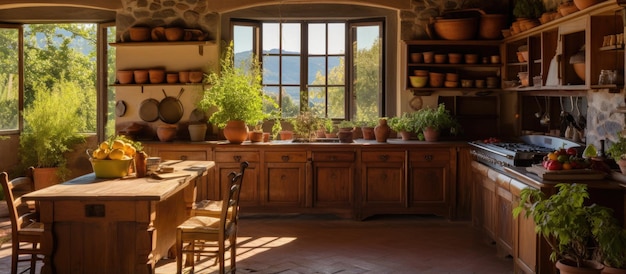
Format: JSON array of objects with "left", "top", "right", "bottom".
[{"left": 526, "top": 164, "right": 606, "bottom": 180}]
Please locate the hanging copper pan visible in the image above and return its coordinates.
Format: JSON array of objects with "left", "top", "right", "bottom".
[{"left": 139, "top": 98, "right": 159, "bottom": 122}]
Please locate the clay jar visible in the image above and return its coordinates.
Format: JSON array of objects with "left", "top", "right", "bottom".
[
  {"left": 129, "top": 27, "right": 150, "bottom": 42},
  {"left": 374, "top": 118, "right": 390, "bottom": 143},
  {"left": 166, "top": 73, "right": 179, "bottom": 84},
  {"left": 179, "top": 71, "right": 190, "bottom": 83},
  {"left": 149, "top": 69, "right": 165, "bottom": 84},
  {"left": 165, "top": 27, "right": 184, "bottom": 41},
  {"left": 117, "top": 70, "right": 133, "bottom": 84}
]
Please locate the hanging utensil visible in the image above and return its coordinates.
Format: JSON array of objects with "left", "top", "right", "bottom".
[
  {"left": 576, "top": 96, "right": 586, "bottom": 129},
  {"left": 560, "top": 96, "right": 566, "bottom": 117},
  {"left": 534, "top": 96, "right": 542, "bottom": 118},
  {"left": 540, "top": 96, "right": 550, "bottom": 126},
  {"left": 158, "top": 88, "right": 185, "bottom": 124}
]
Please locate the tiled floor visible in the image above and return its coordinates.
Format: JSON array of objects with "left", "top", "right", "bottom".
[{"left": 1, "top": 214, "right": 513, "bottom": 274}]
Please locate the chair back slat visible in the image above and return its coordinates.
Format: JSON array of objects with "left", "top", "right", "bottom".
[{"left": 221, "top": 162, "right": 248, "bottom": 232}]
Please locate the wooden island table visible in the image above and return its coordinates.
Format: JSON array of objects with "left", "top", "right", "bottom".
[{"left": 22, "top": 160, "right": 215, "bottom": 274}]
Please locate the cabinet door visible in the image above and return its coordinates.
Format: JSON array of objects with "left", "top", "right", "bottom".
[
  {"left": 408, "top": 149, "right": 454, "bottom": 218},
  {"left": 311, "top": 151, "right": 355, "bottom": 208},
  {"left": 214, "top": 151, "right": 260, "bottom": 206},
  {"left": 360, "top": 151, "right": 405, "bottom": 208},
  {"left": 262, "top": 151, "right": 307, "bottom": 207},
  {"left": 511, "top": 180, "right": 538, "bottom": 274},
  {"left": 480, "top": 168, "right": 498, "bottom": 242},
  {"left": 495, "top": 174, "right": 513, "bottom": 258}
]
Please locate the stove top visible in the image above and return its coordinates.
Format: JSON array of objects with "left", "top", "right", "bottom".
[{"left": 484, "top": 142, "right": 554, "bottom": 154}]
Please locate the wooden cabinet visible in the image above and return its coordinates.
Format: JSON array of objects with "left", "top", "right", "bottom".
[
  {"left": 502, "top": 2, "right": 624, "bottom": 92},
  {"left": 471, "top": 161, "right": 497, "bottom": 242},
  {"left": 511, "top": 179, "right": 539, "bottom": 274},
  {"left": 495, "top": 173, "right": 514, "bottom": 258},
  {"left": 261, "top": 150, "right": 308, "bottom": 207},
  {"left": 408, "top": 148, "right": 456, "bottom": 218},
  {"left": 214, "top": 149, "right": 260, "bottom": 207},
  {"left": 359, "top": 149, "right": 406, "bottom": 218},
  {"left": 404, "top": 40, "right": 501, "bottom": 93},
  {"left": 311, "top": 150, "right": 356, "bottom": 217}
]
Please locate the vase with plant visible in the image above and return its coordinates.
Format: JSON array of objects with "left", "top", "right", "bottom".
[
  {"left": 197, "top": 41, "right": 276, "bottom": 144},
  {"left": 374, "top": 117, "right": 391, "bottom": 143},
  {"left": 413, "top": 104, "right": 460, "bottom": 142},
  {"left": 358, "top": 118, "right": 377, "bottom": 140},
  {"left": 323, "top": 118, "right": 337, "bottom": 138},
  {"left": 513, "top": 183, "right": 618, "bottom": 274},
  {"left": 19, "top": 80, "right": 86, "bottom": 189},
  {"left": 594, "top": 219, "right": 626, "bottom": 273},
  {"left": 607, "top": 134, "right": 626, "bottom": 174}
]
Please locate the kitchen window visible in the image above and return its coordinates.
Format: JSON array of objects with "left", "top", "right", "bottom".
[{"left": 232, "top": 19, "right": 384, "bottom": 121}]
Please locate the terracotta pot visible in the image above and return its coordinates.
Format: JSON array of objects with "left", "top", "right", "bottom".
[
  {"left": 263, "top": 132, "right": 270, "bottom": 142},
  {"left": 129, "top": 27, "right": 150, "bottom": 42},
  {"left": 157, "top": 125, "right": 177, "bottom": 142},
  {"left": 573, "top": 0, "right": 603, "bottom": 11},
  {"left": 433, "top": 17, "right": 478, "bottom": 40},
  {"left": 164, "top": 27, "right": 184, "bottom": 41},
  {"left": 116, "top": 70, "right": 134, "bottom": 84},
  {"left": 556, "top": 260, "right": 603, "bottom": 274},
  {"left": 479, "top": 14, "right": 507, "bottom": 40},
  {"left": 223, "top": 120, "right": 249, "bottom": 144},
  {"left": 361, "top": 127, "right": 375, "bottom": 140},
  {"left": 602, "top": 266, "right": 626, "bottom": 274},
  {"left": 399, "top": 131, "right": 412, "bottom": 141},
  {"left": 429, "top": 72, "right": 445, "bottom": 87},
  {"left": 151, "top": 26, "right": 165, "bottom": 41},
  {"left": 149, "top": 69, "right": 165, "bottom": 84},
  {"left": 423, "top": 127, "right": 440, "bottom": 142},
  {"left": 134, "top": 69, "right": 149, "bottom": 84},
  {"left": 573, "top": 63, "right": 585, "bottom": 81},
  {"left": 410, "top": 52, "right": 423, "bottom": 63},
  {"left": 279, "top": 130, "right": 294, "bottom": 140},
  {"left": 166, "top": 73, "right": 179, "bottom": 83},
  {"left": 249, "top": 131, "right": 264, "bottom": 143},
  {"left": 179, "top": 71, "right": 190, "bottom": 83},
  {"left": 325, "top": 132, "right": 337, "bottom": 138},
  {"left": 374, "top": 119, "right": 390, "bottom": 143},
  {"left": 189, "top": 71, "right": 203, "bottom": 83},
  {"left": 33, "top": 167, "right": 61, "bottom": 190},
  {"left": 338, "top": 130, "right": 353, "bottom": 143}
]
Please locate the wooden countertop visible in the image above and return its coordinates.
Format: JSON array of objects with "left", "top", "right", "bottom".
[
  {"left": 504, "top": 166, "right": 624, "bottom": 190},
  {"left": 23, "top": 160, "right": 214, "bottom": 201}
]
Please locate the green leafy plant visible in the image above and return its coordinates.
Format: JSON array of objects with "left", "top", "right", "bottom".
[
  {"left": 198, "top": 41, "right": 277, "bottom": 128},
  {"left": 338, "top": 120, "right": 355, "bottom": 130},
  {"left": 513, "top": 0, "right": 546, "bottom": 19},
  {"left": 607, "top": 134, "right": 626, "bottom": 162},
  {"left": 387, "top": 112, "right": 417, "bottom": 133},
  {"left": 19, "top": 80, "right": 86, "bottom": 179},
  {"left": 594, "top": 219, "right": 626, "bottom": 269},
  {"left": 513, "top": 183, "right": 619, "bottom": 267},
  {"left": 413, "top": 104, "right": 460, "bottom": 133},
  {"left": 323, "top": 118, "right": 336, "bottom": 133},
  {"left": 290, "top": 110, "right": 323, "bottom": 140}
]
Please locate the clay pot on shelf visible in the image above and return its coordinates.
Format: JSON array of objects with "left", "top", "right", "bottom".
[
  {"left": 129, "top": 27, "right": 150, "bottom": 42},
  {"left": 573, "top": 0, "right": 603, "bottom": 11},
  {"left": 166, "top": 73, "right": 179, "bottom": 84},
  {"left": 429, "top": 72, "right": 444, "bottom": 87},
  {"left": 410, "top": 52, "right": 423, "bottom": 63},
  {"left": 189, "top": 71, "right": 204, "bottom": 83},
  {"left": 149, "top": 69, "right": 165, "bottom": 84},
  {"left": 422, "top": 51, "right": 434, "bottom": 64},
  {"left": 151, "top": 27, "right": 165, "bottom": 41},
  {"left": 179, "top": 71, "right": 190, "bottom": 83},
  {"left": 165, "top": 27, "right": 184, "bottom": 41},
  {"left": 134, "top": 70, "right": 149, "bottom": 84},
  {"left": 117, "top": 70, "right": 134, "bottom": 84},
  {"left": 478, "top": 14, "right": 507, "bottom": 40},
  {"left": 188, "top": 124, "right": 207, "bottom": 142}
]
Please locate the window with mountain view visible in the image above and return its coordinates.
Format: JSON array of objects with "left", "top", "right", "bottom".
[{"left": 232, "top": 19, "right": 383, "bottom": 122}]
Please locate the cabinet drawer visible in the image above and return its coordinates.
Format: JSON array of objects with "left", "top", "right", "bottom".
[
  {"left": 361, "top": 151, "right": 405, "bottom": 162},
  {"left": 215, "top": 151, "right": 259, "bottom": 163},
  {"left": 312, "top": 151, "right": 355, "bottom": 162},
  {"left": 264, "top": 151, "right": 307, "bottom": 163},
  {"left": 409, "top": 150, "right": 450, "bottom": 162},
  {"left": 158, "top": 150, "right": 207, "bottom": 161}
]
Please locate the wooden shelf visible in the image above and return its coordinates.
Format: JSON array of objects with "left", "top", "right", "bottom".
[
  {"left": 599, "top": 44, "right": 624, "bottom": 51},
  {"left": 110, "top": 40, "right": 215, "bottom": 55}
]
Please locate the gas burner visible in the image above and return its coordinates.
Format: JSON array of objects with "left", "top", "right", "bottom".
[{"left": 489, "top": 142, "right": 553, "bottom": 153}]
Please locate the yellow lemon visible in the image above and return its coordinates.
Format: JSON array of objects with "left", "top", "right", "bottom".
[
  {"left": 99, "top": 141, "right": 110, "bottom": 150},
  {"left": 122, "top": 155, "right": 132, "bottom": 160},
  {"left": 109, "top": 148, "right": 125, "bottom": 160},
  {"left": 111, "top": 140, "right": 125, "bottom": 150},
  {"left": 123, "top": 143, "right": 136, "bottom": 157},
  {"left": 94, "top": 149, "right": 109, "bottom": 160}
]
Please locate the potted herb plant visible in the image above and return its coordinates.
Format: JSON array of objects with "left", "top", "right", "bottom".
[
  {"left": 413, "top": 104, "right": 460, "bottom": 142},
  {"left": 197, "top": 41, "right": 276, "bottom": 144},
  {"left": 513, "top": 183, "right": 616, "bottom": 274},
  {"left": 388, "top": 113, "right": 417, "bottom": 141},
  {"left": 513, "top": 0, "right": 546, "bottom": 20},
  {"left": 323, "top": 118, "right": 337, "bottom": 138},
  {"left": 19, "top": 80, "right": 86, "bottom": 189},
  {"left": 358, "top": 118, "right": 377, "bottom": 140},
  {"left": 290, "top": 110, "right": 322, "bottom": 142}
]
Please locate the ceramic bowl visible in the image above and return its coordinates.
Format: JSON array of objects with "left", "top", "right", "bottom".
[
  {"left": 448, "top": 53, "right": 462, "bottom": 64},
  {"left": 464, "top": 54, "right": 479, "bottom": 64},
  {"left": 129, "top": 27, "right": 150, "bottom": 42},
  {"left": 409, "top": 76, "right": 428, "bottom": 88},
  {"left": 413, "top": 69, "right": 428, "bottom": 76},
  {"left": 165, "top": 27, "right": 184, "bottom": 41},
  {"left": 157, "top": 125, "right": 177, "bottom": 142}
]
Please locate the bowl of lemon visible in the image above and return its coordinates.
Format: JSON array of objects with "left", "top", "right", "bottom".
[{"left": 88, "top": 137, "right": 139, "bottom": 178}]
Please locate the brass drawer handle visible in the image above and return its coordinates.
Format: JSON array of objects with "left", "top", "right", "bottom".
[
  {"left": 233, "top": 155, "right": 242, "bottom": 162},
  {"left": 424, "top": 154, "right": 433, "bottom": 161},
  {"left": 281, "top": 155, "right": 290, "bottom": 162},
  {"left": 378, "top": 154, "right": 389, "bottom": 162}
]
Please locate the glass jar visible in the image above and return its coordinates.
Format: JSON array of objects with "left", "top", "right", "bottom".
[{"left": 599, "top": 70, "right": 611, "bottom": 85}]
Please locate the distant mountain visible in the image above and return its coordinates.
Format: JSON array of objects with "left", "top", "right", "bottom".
[{"left": 235, "top": 49, "right": 342, "bottom": 98}]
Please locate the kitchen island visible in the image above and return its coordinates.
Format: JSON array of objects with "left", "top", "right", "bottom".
[{"left": 22, "top": 160, "right": 214, "bottom": 274}]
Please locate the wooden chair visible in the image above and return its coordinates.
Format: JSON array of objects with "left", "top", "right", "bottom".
[
  {"left": 1, "top": 168, "right": 45, "bottom": 274},
  {"left": 176, "top": 161, "right": 248, "bottom": 274}
]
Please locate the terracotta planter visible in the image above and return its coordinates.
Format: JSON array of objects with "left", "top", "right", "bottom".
[
  {"left": 399, "top": 131, "right": 412, "bottom": 141},
  {"left": 223, "top": 120, "right": 249, "bottom": 144},
  {"left": 33, "top": 167, "right": 61, "bottom": 190},
  {"left": 279, "top": 130, "right": 294, "bottom": 141},
  {"left": 361, "top": 127, "right": 375, "bottom": 140},
  {"left": 423, "top": 127, "right": 440, "bottom": 142},
  {"left": 188, "top": 124, "right": 207, "bottom": 142},
  {"left": 157, "top": 124, "right": 177, "bottom": 142},
  {"left": 249, "top": 131, "right": 264, "bottom": 143},
  {"left": 556, "top": 260, "right": 603, "bottom": 274},
  {"left": 325, "top": 132, "right": 338, "bottom": 138},
  {"left": 338, "top": 130, "right": 353, "bottom": 143}
]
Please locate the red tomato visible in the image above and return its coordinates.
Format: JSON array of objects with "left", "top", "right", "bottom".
[
  {"left": 566, "top": 147, "right": 578, "bottom": 156},
  {"left": 546, "top": 160, "right": 562, "bottom": 170}
]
